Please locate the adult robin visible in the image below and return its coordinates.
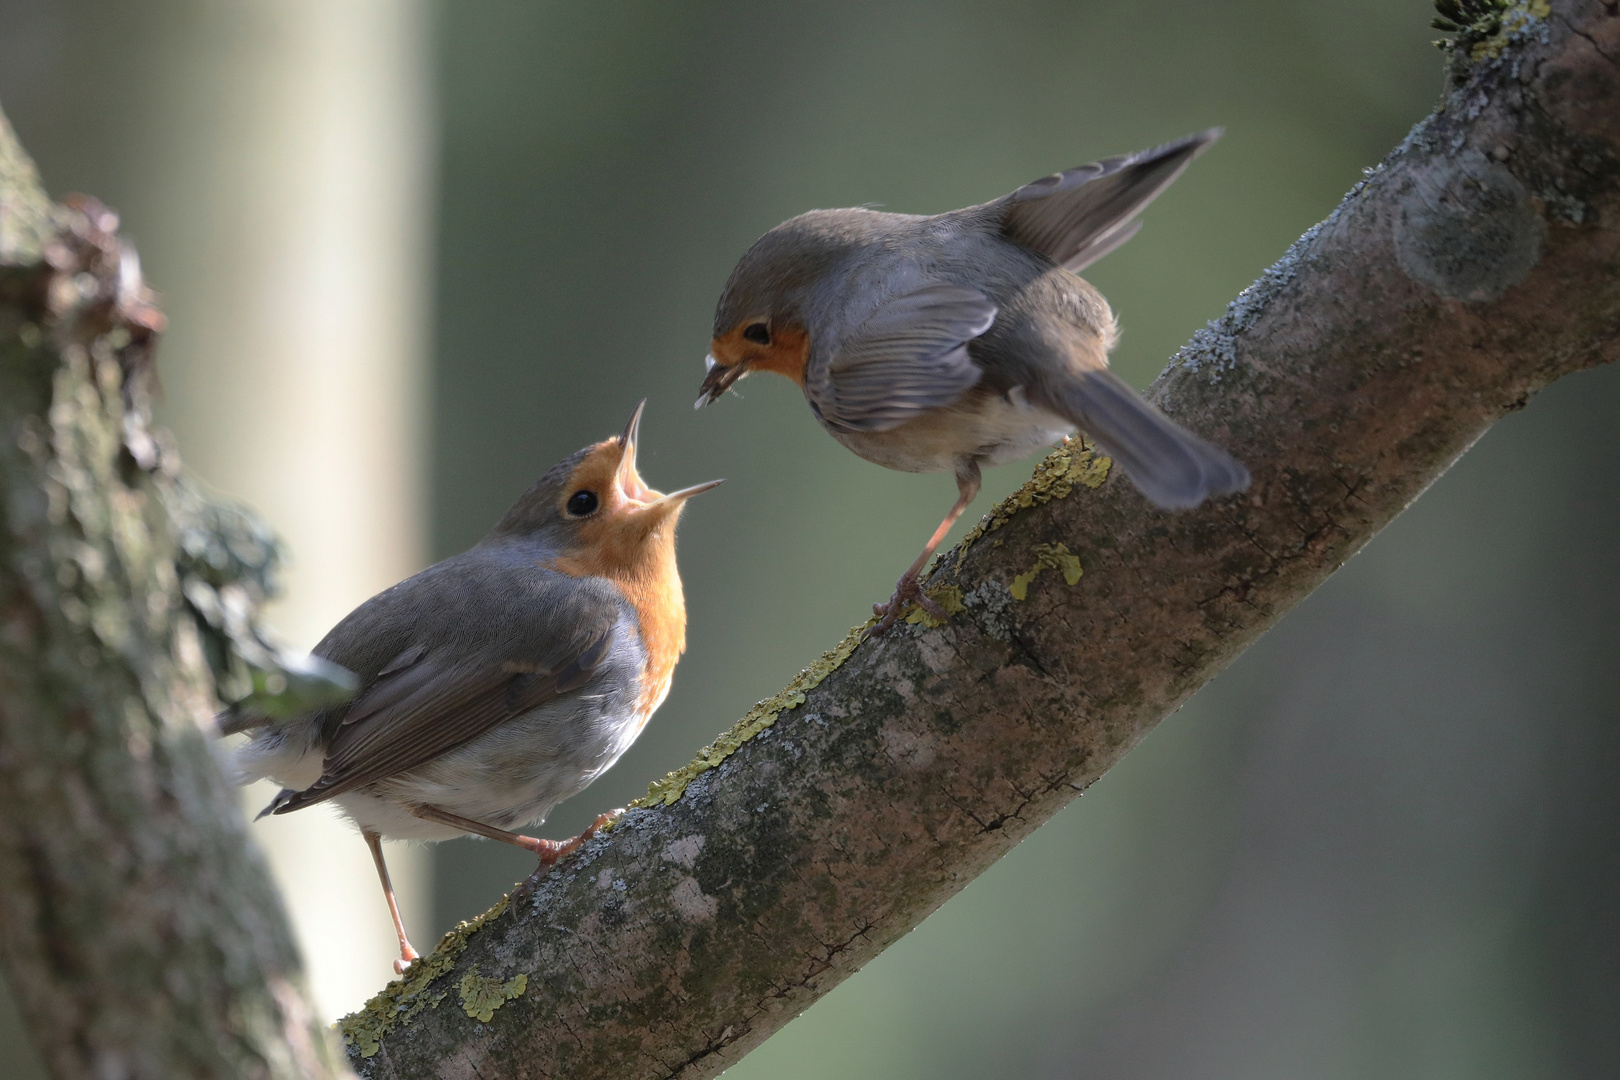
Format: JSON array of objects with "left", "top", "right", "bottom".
[
  {"left": 695, "top": 130, "right": 1248, "bottom": 631},
  {"left": 221, "top": 402, "right": 719, "bottom": 972}
]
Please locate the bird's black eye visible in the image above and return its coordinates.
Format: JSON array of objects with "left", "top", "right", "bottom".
[
  {"left": 566, "top": 490, "right": 599, "bottom": 516},
  {"left": 742, "top": 322, "right": 771, "bottom": 345}
]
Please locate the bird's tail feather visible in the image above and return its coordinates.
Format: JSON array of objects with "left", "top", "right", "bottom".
[{"left": 1047, "top": 369, "right": 1249, "bottom": 509}]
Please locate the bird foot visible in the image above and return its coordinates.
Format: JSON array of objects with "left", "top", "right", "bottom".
[
  {"left": 870, "top": 574, "right": 944, "bottom": 636},
  {"left": 393, "top": 944, "right": 420, "bottom": 976},
  {"left": 518, "top": 809, "right": 624, "bottom": 890}
]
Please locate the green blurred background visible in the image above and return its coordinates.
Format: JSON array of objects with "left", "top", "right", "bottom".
[{"left": 3, "top": 2, "right": 1617, "bottom": 1077}]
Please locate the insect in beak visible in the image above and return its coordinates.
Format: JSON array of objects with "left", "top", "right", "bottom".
[{"left": 695, "top": 355, "right": 745, "bottom": 409}]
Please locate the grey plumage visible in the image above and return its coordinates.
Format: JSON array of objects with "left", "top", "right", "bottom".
[
  {"left": 811, "top": 283, "right": 998, "bottom": 432},
  {"left": 225, "top": 407, "right": 712, "bottom": 848},
  {"left": 1044, "top": 368, "right": 1249, "bottom": 509},
  {"left": 999, "top": 129, "right": 1221, "bottom": 272},
  {"left": 705, "top": 127, "right": 1248, "bottom": 511},
  {"left": 232, "top": 528, "right": 646, "bottom": 841},
  {"left": 223, "top": 405, "right": 713, "bottom": 971}
]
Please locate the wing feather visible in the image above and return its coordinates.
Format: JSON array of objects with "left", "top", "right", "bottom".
[
  {"left": 999, "top": 129, "right": 1220, "bottom": 272},
  {"left": 810, "top": 283, "right": 997, "bottom": 432},
  {"left": 271, "top": 587, "right": 619, "bottom": 815}
]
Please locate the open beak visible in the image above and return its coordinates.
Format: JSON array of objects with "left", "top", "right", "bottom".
[
  {"left": 657, "top": 478, "right": 725, "bottom": 503},
  {"left": 694, "top": 354, "right": 745, "bottom": 410},
  {"left": 615, "top": 400, "right": 655, "bottom": 504},
  {"left": 618, "top": 398, "right": 646, "bottom": 450},
  {"left": 614, "top": 400, "right": 723, "bottom": 506}
]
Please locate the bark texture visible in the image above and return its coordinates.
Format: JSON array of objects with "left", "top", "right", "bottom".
[
  {"left": 352, "top": 3, "right": 1620, "bottom": 1077},
  {"left": 0, "top": 110, "right": 346, "bottom": 1079}
]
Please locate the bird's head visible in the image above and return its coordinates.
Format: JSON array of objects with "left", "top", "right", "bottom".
[
  {"left": 492, "top": 402, "right": 721, "bottom": 574},
  {"left": 696, "top": 209, "right": 883, "bottom": 408}
]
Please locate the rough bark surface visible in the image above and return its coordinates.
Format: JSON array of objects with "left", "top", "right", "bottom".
[
  {"left": 351, "top": 3, "right": 1620, "bottom": 1078},
  {"left": 0, "top": 110, "right": 346, "bottom": 1079}
]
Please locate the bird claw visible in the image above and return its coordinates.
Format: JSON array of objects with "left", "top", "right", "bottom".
[
  {"left": 517, "top": 809, "right": 624, "bottom": 891},
  {"left": 869, "top": 574, "right": 940, "bottom": 636},
  {"left": 518, "top": 862, "right": 553, "bottom": 894}
]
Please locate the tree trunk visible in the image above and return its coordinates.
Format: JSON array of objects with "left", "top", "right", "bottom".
[
  {"left": 344, "top": 3, "right": 1620, "bottom": 1077},
  {"left": 0, "top": 110, "right": 346, "bottom": 1079}
]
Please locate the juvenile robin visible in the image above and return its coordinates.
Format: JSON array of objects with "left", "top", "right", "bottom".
[
  {"left": 220, "top": 402, "right": 719, "bottom": 972},
  {"left": 695, "top": 130, "right": 1249, "bottom": 630}
]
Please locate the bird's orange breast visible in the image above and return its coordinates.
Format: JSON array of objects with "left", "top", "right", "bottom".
[
  {"left": 549, "top": 525, "right": 686, "bottom": 723},
  {"left": 616, "top": 562, "right": 684, "bottom": 727}
]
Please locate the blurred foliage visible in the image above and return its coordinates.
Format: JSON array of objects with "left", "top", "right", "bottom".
[{"left": 168, "top": 477, "right": 356, "bottom": 720}]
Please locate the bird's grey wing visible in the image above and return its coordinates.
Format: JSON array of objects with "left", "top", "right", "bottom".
[
  {"left": 222, "top": 562, "right": 462, "bottom": 740},
  {"left": 269, "top": 585, "right": 619, "bottom": 815},
  {"left": 997, "top": 128, "right": 1220, "bottom": 273},
  {"left": 808, "top": 283, "right": 997, "bottom": 433}
]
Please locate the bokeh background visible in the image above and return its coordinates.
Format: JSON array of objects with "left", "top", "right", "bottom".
[{"left": 2, "top": 2, "right": 1617, "bottom": 1078}]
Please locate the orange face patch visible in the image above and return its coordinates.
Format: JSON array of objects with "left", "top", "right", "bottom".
[
  {"left": 549, "top": 440, "right": 682, "bottom": 579},
  {"left": 711, "top": 320, "right": 810, "bottom": 387},
  {"left": 548, "top": 437, "right": 692, "bottom": 705}
]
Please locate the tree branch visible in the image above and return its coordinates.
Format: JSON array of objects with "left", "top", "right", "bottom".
[
  {"left": 351, "top": 2, "right": 1620, "bottom": 1077},
  {"left": 0, "top": 110, "right": 346, "bottom": 1079}
]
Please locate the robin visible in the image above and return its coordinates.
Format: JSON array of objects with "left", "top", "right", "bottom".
[
  {"left": 695, "top": 130, "right": 1249, "bottom": 631},
  {"left": 220, "top": 402, "right": 719, "bottom": 972}
]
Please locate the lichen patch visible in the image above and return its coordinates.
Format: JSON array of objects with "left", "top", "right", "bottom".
[
  {"left": 661, "top": 834, "right": 704, "bottom": 868},
  {"left": 669, "top": 876, "right": 719, "bottom": 922},
  {"left": 956, "top": 439, "right": 1109, "bottom": 561},
  {"left": 904, "top": 583, "right": 965, "bottom": 628},
  {"left": 1394, "top": 149, "right": 1543, "bottom": 302},
  {"left": 1432, "top": 0, "right": 1550, "bottom": 66},
  {"left": 1010, "top": 543, "right": 1084, "bottom": 601},
  {"left": 458, "top": 967, "right": 528, "bottom": 1023}
]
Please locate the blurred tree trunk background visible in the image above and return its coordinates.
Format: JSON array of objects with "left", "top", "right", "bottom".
[
  {"left": 2, "top": 1, "right": 1618, "bottom": 1079},
  {"left": 0, "top": 111, "right": 346, "bottom": 1079},
  {"left": 0, "top": 1, "right": 437, "bottom": 1040}
]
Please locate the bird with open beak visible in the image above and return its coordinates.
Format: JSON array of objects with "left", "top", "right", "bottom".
[
  {"left": 220, "top": 402, "right": 720, "bottom": 972},
  {"left": 696, "top": 130, "right": 1249, "bottom": 631}
]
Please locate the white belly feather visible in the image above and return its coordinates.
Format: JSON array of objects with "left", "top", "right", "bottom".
[{"left": 828, "top": 388, "right": 1073, "bottom": 474}]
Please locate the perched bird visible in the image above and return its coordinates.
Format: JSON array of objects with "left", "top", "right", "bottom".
[
  {"left": 696, "top": 130, "right": 1249, "bottom": 630},
  {"left": 221, "top": 403, "right": 719, "bottom": 972}
]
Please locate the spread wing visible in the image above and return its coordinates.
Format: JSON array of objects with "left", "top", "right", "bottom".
[
  {"left": 807, "top": 283, "right": 997, "bottom": 433},
  {"left": 268, "top": 575, "right": 621, "bottom": 816},
  {"left": 998, "top": 128, "right": 1220, "bottom": 273}
]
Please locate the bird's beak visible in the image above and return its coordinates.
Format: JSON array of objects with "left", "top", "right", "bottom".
[
  {"left": 694, "top": 354, "right": 744, "bottom": 410},
  {"left": 618, "top": 398, "right": 646, "bottom": 451},
  {"left": 656, "top": 478, "right": 725, "bottom": 504},
  {"left": 615, "top": 400, "right": 655, "bottom": 504}
]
